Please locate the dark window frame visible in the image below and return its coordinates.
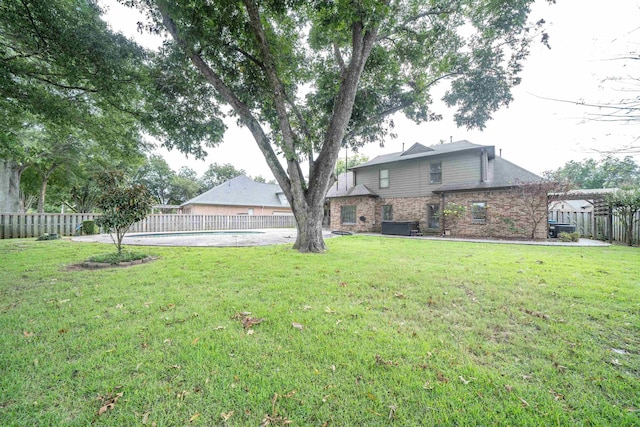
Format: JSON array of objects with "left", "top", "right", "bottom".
[
  {"left": 471, "top": 201, "right": 487, "bottom": 224},
  {"left": 430, "top": 162, "right": 442, "bottom": 184},
  {"left": 382, "top": 205, "right": 393, "bottom": 221},
  {"left": 341, "top": 205, "right": 356, "bottom": 224},
  {"left": 379, "top": 169, "right": 389, "bottom": 189}
]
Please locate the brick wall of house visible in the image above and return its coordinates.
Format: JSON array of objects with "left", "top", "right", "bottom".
[
  {"left": 181, "top": 204, "right": 292, "bottom": 216},
  {"left": 329, "top": 196, "right": 379, "bottom": 232},
  {"left": 328, "top": 188, "right": 548, "bottom": 239},
  {"left": 442, "top": 189, "right": 548, "bottom": 239}
]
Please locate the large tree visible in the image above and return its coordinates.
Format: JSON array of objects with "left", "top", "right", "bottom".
[
  {"left": 125, "top": 0, "right": 551, "bottom": 252},
  {"left": 201, "top": 162, "right": 247, "bottom": 189},
  {"left": 0, "top": 0, "right": 146, "bottom": 211},
  {"left": 544, "top": 156, "right": 640, "bottom": 189}
]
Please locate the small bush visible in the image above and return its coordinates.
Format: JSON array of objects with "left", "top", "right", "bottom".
[
  {"left": 82, "top": 220, "right": 97, "bottom": 235},
  {"left": 558, "top": 231, "right": 580, "bottom": 242},
  {"left": 36, "top": 233, "right": 60, "bottom": 241}
]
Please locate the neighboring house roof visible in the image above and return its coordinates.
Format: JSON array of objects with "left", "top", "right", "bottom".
[
  {"left": 326, "top": 171, "right": 378, "bottom": 198},
  {"left": 433, "top": 157, "right": 542, "bottom": 193},
  {"left": 180, "top": 175, "right": 290, "bottom": 208},
  {"left": 351, "top": 140, "right": 494, "bottom": 169}
]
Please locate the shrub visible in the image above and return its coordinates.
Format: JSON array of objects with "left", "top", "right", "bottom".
[
  {"left": 558, "top": 231, "right": 580, "bottom": 242},
  {"left": 94, "top": 171, "right": 154, "bottom": 254},
  {"left": 82, "top": 220, "right": 97, "bottom": 235}
]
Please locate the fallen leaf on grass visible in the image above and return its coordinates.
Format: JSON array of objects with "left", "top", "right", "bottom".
[
  {"left": 394, "top": 292, "right": 405, "bottom": 299},
  {"left": 610, "top": 359, "right": 621, "bottom": 366},
  {"left": 189, "top": 413, "right": 200, "bottom": 422},
  {"left": 339, "top": 282, "right": 347, "bottom": 287},
  {"left": 388, "top": 405, "right": 397, "bottom": 421},
  {"left": 214, "top": 326, "right": 225, "bottom": 331},
  {"left": 303, "top": 305, "right": 313, "bottom": 311},
  {"left": 375, "top": 354, "right": 398, "bottom": 366},
  {"left": 325, "top": 306, "right": 336, "bottom": 314},
  {"left": 115, "top": 304, "right": 124, "bottom": 309},
  {"left": 97, "top": 392, "right": 123, "bottom": 415},
  {"left": 436, "top": 372, "right": 449, "bottom": 383},
  {"left": 191, "top": 337, "right": 200, "bottom": 345},
  {"left": 504, "top": 385, "right": 513, "bottom": 393},
  {"left": 246, "top": 329, "right": 255, "bottom": 335},
  {"left": 231, "top": 311, "right": 252, "bottom": 320},
  {"left": 459, "top": 376, "right": 471, "bottom": 385},
  {"left": 518, "top": 397, "right": 529, "bottom": 407},
  {"left": 241, "top": 317, "right": 265, "bottom": 329},
  {"left": 549, "top": 388, "right": 564, "bottom": 400},
  {"left": 23, "top": 330, "right": 33, "bottom": 337},
  {"left": 221, "top": 410, "right": 234, "bottom": 421},
  {"left": 291, "top": 322, "right": 304, "bottom": 331}
]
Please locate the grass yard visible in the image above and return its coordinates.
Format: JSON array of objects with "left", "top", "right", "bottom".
[{"left": 0, "top": 236, "right": 638, "bottom": 426}]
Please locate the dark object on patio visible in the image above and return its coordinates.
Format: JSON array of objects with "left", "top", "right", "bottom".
[
  {"left": 381, "top": 221, "right": 419, "bottom": 236},
  {"left": 549, "top": 223, "right": 576, "bottom": 238}
]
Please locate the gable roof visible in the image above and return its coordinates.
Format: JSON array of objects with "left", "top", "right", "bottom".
[
  {"left": 181, "top": 175, "right": 290, "bottom": 208},
  {"left": 352, "top": 140, "right": 493, "bottom": 169},
  {"left": 326, "top": 171, "right": 378, "bottom": 198}
]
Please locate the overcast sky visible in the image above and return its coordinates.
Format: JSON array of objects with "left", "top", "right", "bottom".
[{"left": 100, "top": 0, "right": 640, "bottom": 180}]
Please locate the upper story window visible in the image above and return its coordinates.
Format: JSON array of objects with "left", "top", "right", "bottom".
[
  {"left": 430, "top": 162, "right": 442, "bottom": 184},
  {"left": 379, "top": 169, "right": 389, "bottom": 188},
  {"left": 471, "top": 201, "right": 487, "bottom": 224}
]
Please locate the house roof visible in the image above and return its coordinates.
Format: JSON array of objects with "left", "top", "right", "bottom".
[
  {"left": 351, "top": 140, "right": 495, "bottom": 169},
  {"left": 181, "top": 175, "right": 290, "bottom": 208},
  {"left": 326, "top": 171, "right": 378, "bottom": 198},
  {"left": 433, "top": 157, "right": 542, "bottom": 193}
]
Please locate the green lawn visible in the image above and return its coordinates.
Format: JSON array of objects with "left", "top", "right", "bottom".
[{"left": 0, "top": 236, "right": 638, "bottom": 426}]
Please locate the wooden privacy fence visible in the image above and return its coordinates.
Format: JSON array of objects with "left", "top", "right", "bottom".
[
  {"left": 548, "top": 209, "right": 640, "bottom": 243},
  {"left": 0, "top": 213, "right": 296, "bottom": 239}
]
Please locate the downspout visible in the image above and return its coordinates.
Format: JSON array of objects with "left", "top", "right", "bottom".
[{"left": 441, "top": 192, "right": 446, "bottom": 236}]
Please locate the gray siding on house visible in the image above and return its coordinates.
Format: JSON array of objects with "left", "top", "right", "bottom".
[{"left": 355, "top": 151, "right": 481, "bottom": 198}]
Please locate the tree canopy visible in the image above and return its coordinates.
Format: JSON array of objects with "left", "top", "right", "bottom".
[
  {"left": 544, "top": 156, "right": 640, "bottom": 189},
  {"left": 122, "top": 0, "right": 551, "bottom": 252}
]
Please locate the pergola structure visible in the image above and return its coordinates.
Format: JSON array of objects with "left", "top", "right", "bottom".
[{"left": 549, "top": 188, "right": 617, "bottom": 242}]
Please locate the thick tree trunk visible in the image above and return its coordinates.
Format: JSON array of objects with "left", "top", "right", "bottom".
[
  {"left": 0, "top": 160, "right": 23, "bottom": 213},
  {"left": 292, "top": 201, "right": 326, "bottom": 253}
]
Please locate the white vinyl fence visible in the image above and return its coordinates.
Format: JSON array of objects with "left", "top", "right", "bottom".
[{"left": 0, "top": 213, "right": 296, "bottom": 239}]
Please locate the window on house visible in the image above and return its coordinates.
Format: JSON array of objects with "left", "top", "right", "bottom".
[
  {"left": 427, "top": 204, "right": 440, "bottom": 228},
  {"left": 430, "top": 162, "right": 442, "bottom": 184},
  {"left": 379, "top": 169, "right": 389, "bottom": 188},
  {"left": 341, "top": 205, "right": 356, "bottom": 224},
  {"left": 248, "top": 208, "right": 254, "bottom": 215},
  {"left": 471, "top": 202, "right": 487, "bottom": 224},
  {"left": 382, "top": 205, "right": 393, "bottom": 221}
]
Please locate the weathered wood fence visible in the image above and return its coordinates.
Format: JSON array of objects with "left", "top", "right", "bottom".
[
  {"left": 548, "top": 209, "right": 640, "bottom": 244},
  {"left": 0, "top": 213, "right": 296, "bottom": 239}
]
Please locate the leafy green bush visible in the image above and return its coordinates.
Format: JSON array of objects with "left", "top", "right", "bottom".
[
  {"left": 559, "top": 231, "right": 580, "bottom": 242},
  {"left": 82, "top": 220, "right": 97, "bottom": 235},
  {"left": 36, "top": 233, "right": 60, "bottom": 241},
  {"left": 94, "top": 171, "right": 154, "bottom": 254}
]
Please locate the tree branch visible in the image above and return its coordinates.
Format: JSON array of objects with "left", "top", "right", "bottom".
[{"left": 156, "top": 1, "right": 291, "bottom": 193}]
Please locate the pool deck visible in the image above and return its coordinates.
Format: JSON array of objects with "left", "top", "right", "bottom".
[
  {"left": 72, "top": 228, "right": 335, "bottom": 247},
  {"left": 72, "top": 229, "right": 611, "bottom": 248}
]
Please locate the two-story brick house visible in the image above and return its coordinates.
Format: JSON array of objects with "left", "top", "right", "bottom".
[{"left": 326, "top": 140, "right": 547, "bottom": 239}]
